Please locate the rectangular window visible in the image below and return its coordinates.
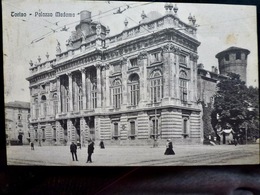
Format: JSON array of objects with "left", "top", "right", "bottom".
[
  {"left": 130, "top": 58, "right": 138, "bottom": 67},
  {"left": 113, "top": 88, "right": 121, "bottom": 109},
  {"left": 54, "top": 100, "right": 58, "bottom": 115},
  {"left": 42, "top": 129, "right": 45, "bottom": 140},
  {"left": 130, "top": 121, "right": 135, "bottom": 135},
  {"left": 43, "top": 102, "right": 47, "bottom": 116},
  {"left": 91, "top": 92, "right": 97, "bottom": 109},
  {"left": 180, "top": 80, "right": 188, "bottom": 102},
  {"left": 179, "top": 55, "right": 186, "bottom": 64},
  {"left": 150, "top": 52, "right": 161, "bottom": 64},
  {"left": 236, "top": 52, "right": 241, "bottom": 60},
  {"left": 151, "top": 79, "right": 162, "bottom": 103},
  {"left": 53, "top": 128, "right": 56, "bottom": 140},
  {"left": 130, "top": 84, "right": 139, "bottom": 106},
  {"left": 113, "top": 123, "right": 119, "bottom": 140}
]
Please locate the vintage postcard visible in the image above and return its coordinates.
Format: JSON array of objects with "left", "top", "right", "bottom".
[{"left": 3, "top": 1, "right": 259, "bottom": 166}]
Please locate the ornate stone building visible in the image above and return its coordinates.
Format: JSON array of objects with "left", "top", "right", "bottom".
[{"left": 26, "top": 4, "right": 202, "bottom": 146}]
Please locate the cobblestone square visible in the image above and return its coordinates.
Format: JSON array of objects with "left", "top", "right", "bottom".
[{"left": 6, "top": 144, "right": 259, "bottom": 166}]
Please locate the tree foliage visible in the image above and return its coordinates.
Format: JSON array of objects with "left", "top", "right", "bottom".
[{"left": 211, "top": 73, "right": 259, "bottom": 136}]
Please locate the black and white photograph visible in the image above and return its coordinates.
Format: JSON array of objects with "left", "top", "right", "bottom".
[{"left": 3, "top": 0, "right": 259, "bottom": 166}]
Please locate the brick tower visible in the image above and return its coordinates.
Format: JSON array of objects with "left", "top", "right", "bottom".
[{"left": 215, "top": 46, "right": 250, "bottom": 83}]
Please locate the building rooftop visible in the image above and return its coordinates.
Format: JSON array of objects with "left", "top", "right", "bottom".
[
  {"left": 215, "top": 46, "right": 250, "bottom": 58},
  {"left": 5, "top": 101, "right": 30, "bottom": 109}
]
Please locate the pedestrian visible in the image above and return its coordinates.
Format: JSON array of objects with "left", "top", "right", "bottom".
[
  {"left": 87, "top": 139, "right": 94, "bottom": 163},
  {"left": 99, "top": 140, "right": 105, "bottom": 149},
  {"left": 70, "top": 142, "right": 78, "bottom": 161},
  {"left": 164, "top": 139, "right": 175, "bottom": 155},
  {"left": 30, "top": 141, "right": 34, "bottom": 150}
]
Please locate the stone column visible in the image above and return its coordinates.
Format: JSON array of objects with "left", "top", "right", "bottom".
[
  {"left": 95, "top": 63, "right": 102, "bottom": 108},
  {"left": 80, "top": 68, "right": 87, "bottom": 110},
  {"left": 67, "top": 72, "right": 73, "bottom": 112}
]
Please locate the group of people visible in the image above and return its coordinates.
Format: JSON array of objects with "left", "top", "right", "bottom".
[{"left": 70, "top": 140, "right": 105, "bottom": 163}]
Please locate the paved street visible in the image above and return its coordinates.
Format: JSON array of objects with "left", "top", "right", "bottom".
[{"left": 6, "top": 144, "right": 259, "bottom": 166}]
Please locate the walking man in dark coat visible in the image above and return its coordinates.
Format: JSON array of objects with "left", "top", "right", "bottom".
[
  {"left": 70, "top": 142, "right": 78, "bottom": 161},
  {"left": 87, "top": 139, "right": 94, "bottom": 163}
]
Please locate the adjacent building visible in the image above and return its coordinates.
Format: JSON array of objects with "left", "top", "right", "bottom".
[{"left": 5, "top": 101, "right": 30, "bottom": 144}]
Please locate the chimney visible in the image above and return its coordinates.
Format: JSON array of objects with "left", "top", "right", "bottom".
[
  {"left": 80, "top": 10, "right": 92, "bottom": 23},
  {"left": 211, "top": 66, "right": 215, "bottom": 72}
]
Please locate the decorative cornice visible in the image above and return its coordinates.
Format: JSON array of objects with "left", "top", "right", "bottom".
[
  {"left": 138, "top": 50, "right": 148, "bottom": 60},
  {"left": 162, "top": 43, "right": 180, "bottom": 53}
]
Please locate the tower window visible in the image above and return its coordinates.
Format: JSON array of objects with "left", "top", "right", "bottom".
[
  {"left": 236, "top": 52, "right": 241, "bottom": 60},
  {"left": 224, "top": 54, "right": 229, "bottom": 61}
]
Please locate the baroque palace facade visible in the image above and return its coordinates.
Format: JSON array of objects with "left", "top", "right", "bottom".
[{"left": 27, "top": 4, "right": 202, "bottom": 146}]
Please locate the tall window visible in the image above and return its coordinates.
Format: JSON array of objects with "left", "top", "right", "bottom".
[
  {"left": 128, "top": 74, "right": 140, "bottom": 106},
  {"left": 182, "top": 117, "right": 189, "bottom": 138},
  {"left": 179, "top": 54, "right": 186, "bottom": 64},
  {"left": 78, "top": 88, "right": 83, "bottom": 110},
  {"left": 91, "top": 84, "right": 97, "bottom": 109},
  {"left": 130, "top": 58, "right": 138, "bottom": 67},
  {"left": 150, "top": 70, "right": 163, "bottom": 103},
  {"left": 66, "top": 89, "right": 70, "bottom": 112},
  {"left": 53, "top": 127, "right": 56, "bottom": 141},
  {"left": 41, "top": 95, "right": 47, "bottom": 116},
  {"left": 112, "top": 79, "right": 122, "bottom": 109},
  {"left": 151, "top": 118, "right": 159, "bottom": 138},
  {"left": 53, "top": 93, "right": 58, "bottom": 115},
  {"left": 179, "top": 71, "right": 188, "bottom": 103},
  {"left": 225, "top": 54, "right": 229, "bottom": 61},
  {"left": 236, "top": 52, "right": 241, "bottom": 60},
  {"left": 113, "top": 122, "right": 119, "bottom": 140},
  {"left": 34, "top": 98, "right": 39, "bottom": 119},
  {"left": 129, "top": 121, "right": 136, "bottom": 140},
  {"left": 42, "top": 129, "right": 46, "bottom": 141}
]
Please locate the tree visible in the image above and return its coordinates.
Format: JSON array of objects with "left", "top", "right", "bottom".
[{"left": 211, "top": 73, "right": 259, "bottom": 138}]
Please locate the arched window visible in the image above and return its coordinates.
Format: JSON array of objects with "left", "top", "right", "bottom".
[
  {"left": 53, "top": 93, "right": 58, "bottom": 115},
  {"left": 78, "top": 88, "right": 83, "bottom": 110},
  {"left": 150, "top": 70, "right": 163, "bottom": 103},
  {"left": 128, "top": 74, "right": 140, "bottom": 106},
  {"left": 41, "top": 95, "right": 47, "bottom": 116},
  {"left": 179, "top": 71, "right": 188, "bottom": 102},
  {"left": 112, "top": 79, "right": 122, "bottom": 109},
  {"left": 34, "top": 98, "right": 39, "bottom": 119}
]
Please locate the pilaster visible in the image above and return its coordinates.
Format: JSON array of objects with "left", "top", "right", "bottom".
[
  {"left": 56, "top": 76, "right": 62, "bottom": 113},
  {"left": 86, "top": 70, "right": 91, "bottom": 109},
  {"left": 67, "top": 72, "right": 73, "bottom": 112},
  {"left": 95, "top": 63, "right": 102, "bottom": 109},
  {"left": 105, "top": 63, "right": 110, "bottom": 108},
  {"left": 138, "top": 51, "right": 148, "bottom": 106},
  {"left": 80, "top": 68, "right": 87, "bottom": 110},
  {"left": 121, "top": 57, "right": 128, "bottom": 108}
]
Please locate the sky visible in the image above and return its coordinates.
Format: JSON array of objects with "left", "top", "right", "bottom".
[{"left": 2, "top": 0, "right": 258, "bottom": 103}]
